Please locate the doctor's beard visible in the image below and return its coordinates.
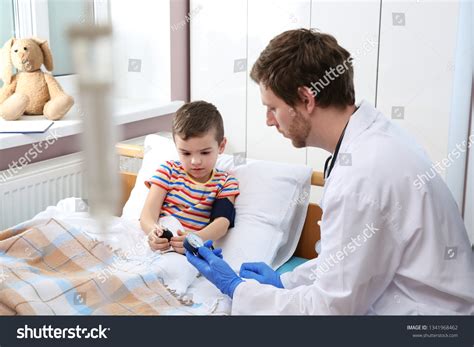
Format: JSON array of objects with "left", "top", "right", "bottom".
[{"left": 288, "top": 108, "right": 311, "bottom": 148}]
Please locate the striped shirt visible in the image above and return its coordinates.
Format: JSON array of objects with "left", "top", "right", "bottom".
[{"left": 145, "top": 160, "right": 239, "bottom": 232}]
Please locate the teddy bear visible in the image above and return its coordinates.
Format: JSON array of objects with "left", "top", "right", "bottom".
[{"left": 0, "top": 37, "right": 74, "bottom": 121}]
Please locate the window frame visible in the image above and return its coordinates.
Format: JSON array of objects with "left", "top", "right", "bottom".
[{"left": 12, "top": 0, "right": 109, "bottom": 82}]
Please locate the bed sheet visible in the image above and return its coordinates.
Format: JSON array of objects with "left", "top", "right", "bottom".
[{"left": 0, "top": 198, "right": 230, "bottom": 315}]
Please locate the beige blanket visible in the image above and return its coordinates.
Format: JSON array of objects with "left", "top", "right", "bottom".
[{"left": 0, "top": 218, "right": 206, "bottom": 315}]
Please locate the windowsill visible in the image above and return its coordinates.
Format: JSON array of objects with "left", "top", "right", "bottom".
[{"left": 0, "top": 99, "right": 184, "bottom": 150}]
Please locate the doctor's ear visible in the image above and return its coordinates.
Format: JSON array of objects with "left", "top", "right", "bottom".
[{"left": 297, "top": 86, "right": 317, "bottom": 113}]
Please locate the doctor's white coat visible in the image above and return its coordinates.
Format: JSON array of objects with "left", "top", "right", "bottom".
[{"left": 232, "top": 100, "right": 474, "bottom": 315}]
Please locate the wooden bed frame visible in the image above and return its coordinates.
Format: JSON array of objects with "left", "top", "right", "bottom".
[{"left": 116, "top": 143, "right": 324, "bottom": 260}]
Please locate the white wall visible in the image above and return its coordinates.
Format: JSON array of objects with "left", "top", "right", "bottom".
[
  {"left": 308, "top": 0, "right": 381, "bottom": 194},
  {"left": 190, "top": 0, "right": 471, "bottom": 208},
  {"left": 377, "top": 1, "right": 459, "bottom": 177},
  {"left": 246, "top": 0, "right": 310, "bottom": 165},
  {"left": 110, "top": 0, "right": 171, "bottom": 103},
  {"left": 190, "top": 0, "right": 247, "bottom": 154}
]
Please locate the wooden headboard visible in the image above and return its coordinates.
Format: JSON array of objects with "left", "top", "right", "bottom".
[{"left": 116, "top": 143, "right": 324, "bottom": 260}]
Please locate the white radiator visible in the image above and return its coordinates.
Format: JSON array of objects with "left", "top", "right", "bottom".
[{"left": 0, "top": 153, "right": 85, "bottom": 230}]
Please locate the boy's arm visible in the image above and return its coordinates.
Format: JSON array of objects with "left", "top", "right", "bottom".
[
  {"left": 170, "top": 196, "right": 236, "bottom": 254},
  {"left": 140, "top": 184, "right": 167, "bottom": 235},
  {"left": 195, "top": 195, "right": 236, "bottom": 241}
]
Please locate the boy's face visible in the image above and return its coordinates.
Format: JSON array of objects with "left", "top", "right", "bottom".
[{"left": 174, "top": 129, "right": 226, "bottom": 183}]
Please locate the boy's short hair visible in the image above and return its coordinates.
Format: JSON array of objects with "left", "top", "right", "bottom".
[
  {"left": 172, "top": 101, "right": 224, "bottom": 143},
  {"left": 250, "top": 28, "right": 355, "bottom": 109}
]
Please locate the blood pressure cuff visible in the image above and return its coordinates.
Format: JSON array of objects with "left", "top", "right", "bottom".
[{"left": 210, "top": 198, "right": 236, "bottom": 228}]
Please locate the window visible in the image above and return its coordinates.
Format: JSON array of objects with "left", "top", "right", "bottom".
[
  {"left": 0, "top": 0, "right": 15, "bottom": 88},
  {"left": 47, "top": 0, "right": 95, "bottom": 76},
  {"left": 0, "top": 0, "right": 107, "bottom": 78},
  {"left": 0, "top": 0, "right": 15, "bottom": 42}
]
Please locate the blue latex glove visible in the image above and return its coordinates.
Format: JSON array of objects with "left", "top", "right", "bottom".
[
  {"left": 211, "top": 246, "right": 223, "bottom": 259},
  {"left": 186, "top": 240, "right": 243, "bottom": 298},
  {"left": 239, "top": 262, "right": 283, "bottom": 288}
]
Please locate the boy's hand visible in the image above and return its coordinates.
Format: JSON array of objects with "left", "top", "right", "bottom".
[
  {"left": 148, "top": 225, "right": 170, "bottom": 252},
  {"left": 170, "top": 230, "right": 187, "bottom": 254}
]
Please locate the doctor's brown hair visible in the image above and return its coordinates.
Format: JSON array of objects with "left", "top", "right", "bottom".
[
  {"left": 172, "top": 100, "right": 225, "bottom": 143},
  {"left": 250, "top": 28, "right": 355, "bottom": 109}
]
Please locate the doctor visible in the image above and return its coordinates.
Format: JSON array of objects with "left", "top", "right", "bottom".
[{"left": 186, "top": 29, "right": 474, "bottom": 315}]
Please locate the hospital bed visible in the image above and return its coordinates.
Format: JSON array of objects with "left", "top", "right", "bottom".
[
  {"left": 116, "top": 142, "right": 324, "bottom": 261},
  {"left": 0, "top": 138, "right": 324, "bottom": 315}
]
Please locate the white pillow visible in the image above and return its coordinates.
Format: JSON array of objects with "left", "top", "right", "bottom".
[
  {"left": 121, "top": 134, "right": 312, "bottom": 270},
  {"left": 214, "top": 160, "right": 311, "bottom": 270},
  {"left": 121, "top": 134, "right": 179, "bottom": 220}
]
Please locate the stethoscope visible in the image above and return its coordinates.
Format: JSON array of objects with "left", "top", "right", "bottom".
[{"left": 323, "top": 119, "right": 350, "bottom": 180}]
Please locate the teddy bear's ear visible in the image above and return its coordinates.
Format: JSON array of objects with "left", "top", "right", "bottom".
[
  {"left": 1, "top": 38, "right": 14, "bottom": 84},
  {"left": 31, "top": 38, "right": 54, "bottom": 72}
]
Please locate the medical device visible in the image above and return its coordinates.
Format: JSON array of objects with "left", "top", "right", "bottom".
[
  {"left": 159, "top": 226, "right": 174, "bottom": 242},
  {"left": 210, "top": 198, "right": 236, "bottom": 227},
  {"left": 68, "top": 25, "right": 120, "bottom": 235},
  {"left": 183, "top": 234, "right": 214, "bottom": 257}
]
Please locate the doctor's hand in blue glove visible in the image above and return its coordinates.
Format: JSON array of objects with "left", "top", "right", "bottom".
[
  {"left": 239, "top": 262, "right": 283, "bottom": 288},
  {"left": 186, "top": 240, "right": 243, "bottom": 298}
]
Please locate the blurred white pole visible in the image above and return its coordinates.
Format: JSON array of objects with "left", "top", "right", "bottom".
[{"left": 68, "top": 25, "right": 120, "bottom": 235}]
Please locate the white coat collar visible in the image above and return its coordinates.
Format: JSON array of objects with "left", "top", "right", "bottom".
[{"left": 339, "top": 99, "right": 379, "bottom": 150}]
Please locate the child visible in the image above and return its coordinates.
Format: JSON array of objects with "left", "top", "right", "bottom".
[{"left": 140, "top": 101, "right": 240, "bottom": 254}]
